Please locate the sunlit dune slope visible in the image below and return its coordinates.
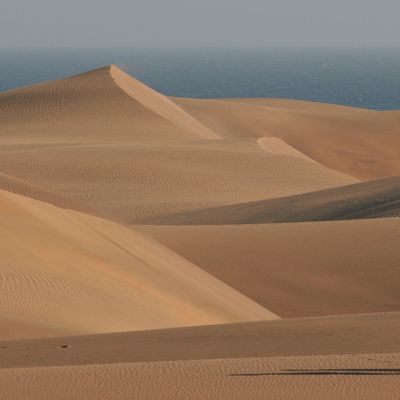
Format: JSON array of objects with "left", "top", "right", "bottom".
[
  {"left": 0, "top": 140, "right": 355, "bottom": 222},
  {"left": 174, "top": 97, "right": 400, "bottom": 179},
  {"left": 1, "top": 313, "right": 400, "bottom": 399},
  {"left": 0, "top": 65, "right": 215, "bottom": 144},
  {"left": 144, "top": 174, "right": 400, "bottom": 224},
  {"left": 141, "top": 218, "right": 400, "bottom": 318},
  {"left": 0, "top": 189, "right": 275, "bottom": 340}
]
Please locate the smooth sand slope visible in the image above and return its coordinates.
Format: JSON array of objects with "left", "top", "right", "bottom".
[
  {"left": 174, "top": 97, "right": 400, "bottom": 179},
  {"left": 144, "top": 174, "right": 400, "bottom": 224},
  {"left": 0, "top": 189, "right": 275, "bottom": 340},
  {"left": 1, "top": 313, "right": 400, "bottom": 399},
  {"left": 142, "top": 218, "right": 400, "bottom": 318}
]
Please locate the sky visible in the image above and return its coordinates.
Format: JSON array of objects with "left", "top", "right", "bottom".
[{"left": 1, "top": 0, "right": 400, "bottom": 48}]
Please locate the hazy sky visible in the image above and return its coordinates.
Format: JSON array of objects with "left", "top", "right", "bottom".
[{"left": 1, "top": 0, "right": 400, "bottom": 48}]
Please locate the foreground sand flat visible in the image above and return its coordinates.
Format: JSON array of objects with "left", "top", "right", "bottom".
[
  {"left": 1, "top": 313, "right": 400, "bottom": 399},
  {"left": 2, "top": 353, "right": 399, "bottom": 400},
  {"left": 1, "top": 65, "right": 400, "bottom": 398}
]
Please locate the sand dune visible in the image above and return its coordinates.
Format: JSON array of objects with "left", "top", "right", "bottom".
[
  {"left": 1, "top": 313, "right": 400, "bottom": 399},
  {"left": 0, "top": 66, "right": 358, "bottom": 221},
  {"left": 0, "top": 65, "right": 215, "bottom": 144},
  {"left": 0, "top": 189, "right": 275, "bottom": 340},
  {"left": 1, "top": 65, "right": 400, "bottom": 398},
  {"left": 142, "top": 218, "right": 400, "bottom": 317},
  {"left": 174, "top": 97, "right": 400, "bottom": 179},
  {"left": 0, "top": 140, "right": 355, "bottom": 222},
  {"left": 144, "top": 174, "right": 400, "bottom": 224}
]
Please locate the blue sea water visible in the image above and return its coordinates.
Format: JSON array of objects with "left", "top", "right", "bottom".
[{"left": 1, "top": 48, "right": 400, "bottom": 110}]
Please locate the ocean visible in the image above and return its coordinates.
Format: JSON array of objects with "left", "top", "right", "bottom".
[{"left": 1, "top": 47, "right": 400, "bottom": 110}]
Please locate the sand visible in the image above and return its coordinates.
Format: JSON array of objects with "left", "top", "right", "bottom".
[
  {"left": 1, "top": 65, "right": 399, "bottom": 398},
  {"left": 142, "top": 219, "right": 400, "bottom": 317},
  {"left": 1, "top": 313, "right": 400, "bottom": 399},
  {"left": 0, "top": 189, "right": 275, "bottom": 340},
  {"left": 144, "top": 174, "right": 400, "bottom": 224},
  {"left": 0, "top": 66, "right": 356, "bottom": 221},
  {"left": 174, "top": 97, "right": 400, "bottom": 179}
]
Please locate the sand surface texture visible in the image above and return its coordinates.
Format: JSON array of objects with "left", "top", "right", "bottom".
[{"left": 1, "top": 65, "right": 399, "bottom": 398}]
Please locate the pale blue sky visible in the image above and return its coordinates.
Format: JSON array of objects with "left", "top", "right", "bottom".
[{"left": 1, "top": 0, "right": 400, "bottom": 47}]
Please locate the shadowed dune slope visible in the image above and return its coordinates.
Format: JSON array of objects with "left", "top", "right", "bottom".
[
  {"left": 0, "top": 189, "right": 276, "bottom": 340},
  {"left": 174, "top": 97, "right": 400, "bottom": 179},
  {"left": 1, "top": 312, "right": 399, "bottom": 368},
  {"left": 0, "top": 65, "right": 215, "bottom": 144},
  {"left": 141, "top": 218, "right": 400, "bottom": 318},
  {"left": 0, "top": 140, "right": 356, "bottom": 222},
  {"left": 1, "top": 313, "right": 400, "bottom": 399},
  {"left": 142, "top": 175, "right": 400, "bottom": 225}
]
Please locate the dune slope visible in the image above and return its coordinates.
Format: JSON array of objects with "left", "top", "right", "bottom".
[
  {"left": 0, "top": 140, "right": 356, "bottom": 222},
  {"left": 0, "top": 189, "right": 275, "bottom": 340},
  {"left": 141, "top": 218, "right": 400, "bottom": 318},
  {"left": 174, "top": 97, "right": 400, "bottom": 179},
  {"left": 0, "top": 65, "right": 215, "bottom": 144}
]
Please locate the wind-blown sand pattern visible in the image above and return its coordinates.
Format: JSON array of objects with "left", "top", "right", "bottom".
[{"left": 1, "top": 65, "right": 400, "bottom": 398}]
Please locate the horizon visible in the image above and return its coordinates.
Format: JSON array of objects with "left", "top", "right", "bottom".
[{"left": 1, "top": 47, "right": 400, "bottom": 110}]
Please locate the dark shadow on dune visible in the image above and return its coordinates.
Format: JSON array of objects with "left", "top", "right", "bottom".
[{"left": 229, "top": 368, "right": 400, "bottom": 377}]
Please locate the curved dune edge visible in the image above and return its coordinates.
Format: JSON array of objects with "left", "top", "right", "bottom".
[
  {"left": 109, "top": 65, "right": 219, "bottom": 139},
  {"left": 257, "top": 137, "right": 319, "bottom": 164},
  {"left": 0, "top": 188, "right": 276, "bottom": 340},
  {"left": 0, "top": 65, "right": 216, "bottom": 144},
  {"left": 141, "top": 174, "right": 400, "bottom": 225}
]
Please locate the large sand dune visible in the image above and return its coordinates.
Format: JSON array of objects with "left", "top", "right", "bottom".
[
  {"left": 1, "top": 65, "right": 400, "bottom": 398},
  {"left": 0, "top": 66, "right": 357, "bottom": 221},
  {"left": 0, "top": 189, "right": 274, "bottom": 340},
  {"left": 0, "top": 65, "right": 215, "bottom": 144}
]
